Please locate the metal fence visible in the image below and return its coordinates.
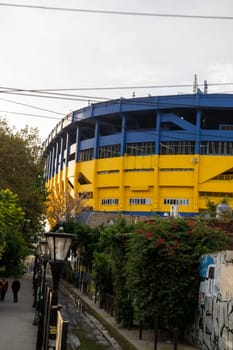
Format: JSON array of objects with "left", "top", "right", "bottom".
[{"left": 35, "top": 284, "right": 69, "bottom": 350}]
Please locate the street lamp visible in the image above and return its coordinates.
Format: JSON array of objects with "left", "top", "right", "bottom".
[
  {"left": 38, "top": 240, "right": 50, "bottom": 305},
  {"left": 33, "top": 244, "right": 42, "bottom": 313},
  {"left": 45, "top": 227, "right": 75, "bottom": 347},
  {"left": 45, "top": 227, "right": 74, "bottom": 304},
  {"left": 36, "top": 240, "right": 50, "bottom": 350}
]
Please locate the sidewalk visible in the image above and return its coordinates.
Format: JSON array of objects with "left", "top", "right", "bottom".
[
  {"left": 65, "top": 282, "right": 199, "bottom": 350},
  {"left": 0, "top": 274, "right": 37, "bottom": 350}
]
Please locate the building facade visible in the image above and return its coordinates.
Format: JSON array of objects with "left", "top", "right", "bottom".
[{"left": 43, "top": 93, "right": 233, "bottom": 217}]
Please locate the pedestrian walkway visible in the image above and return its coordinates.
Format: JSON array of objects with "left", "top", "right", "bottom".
[
  {"left": 0, "top": 273, "right": 198, "bottom": 350},
  {"left": 0, "top": 274, "right": 37, "bottom": 350},
  {"left": 64, "top": 282, "right": 199, "bottom": 350}
]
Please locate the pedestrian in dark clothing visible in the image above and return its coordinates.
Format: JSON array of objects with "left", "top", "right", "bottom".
[
  {"left": 0, "top": 278, "right": 8, "bottom": 301},
  {"left": 11, "top": 279, "right": 21, "bottom": 302}
]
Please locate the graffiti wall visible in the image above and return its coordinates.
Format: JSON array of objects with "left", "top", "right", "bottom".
[{"left": 198, "top": 250, "right": 233, "bottom": 350}]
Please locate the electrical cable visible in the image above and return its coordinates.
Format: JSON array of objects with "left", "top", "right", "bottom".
[
  {"left": 1, "top": 84, "right": 233, "bottom": 111},
  {"left": 0, "top": 96, "right": 64, "bottom": 115},
  {"left": 0, "top": 87, "right": 108, "bottom": 101},
  {"left": 2, "top": 85, "right": 233, "bottom": 126},
  {"left": 0, "top": 110, "right": 60, "bottom": 120},
  {"left": 0, "top": 90, "right": 105, "bottom": 103},
  {"left": 2, "top": 82, "right": 233, "bottom": 93},
  {"left": 31, "top": 82, "right": 233, "bottom": 92},
  {"left": 0, "top": 3, "right": 233, "bottom": 21}
]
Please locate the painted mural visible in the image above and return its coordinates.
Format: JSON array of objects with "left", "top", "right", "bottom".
[{"left": 198, "top": 250, "right": 233, "bottom": 350}]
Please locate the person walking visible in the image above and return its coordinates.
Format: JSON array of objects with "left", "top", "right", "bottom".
[
  {"left": 11, "top": 279, "right": 21, "bottom": 302},
  {"left": 0, "top": 278, "right": 8, "bottom": 301}
]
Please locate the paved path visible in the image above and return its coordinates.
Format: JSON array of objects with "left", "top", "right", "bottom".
[
  {"left": 65, "top": 283, "right": 199, "bottom": 350},
  {"left": 0, "top": 274, "right": 37, "bottom": 349},
  {"left": 0, "top": 274, "right": 198, "bottom": 350}
]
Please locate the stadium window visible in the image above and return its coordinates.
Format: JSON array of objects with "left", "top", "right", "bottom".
[
  {"left": 125, "top": 142, "right": 155, "bottom": 156},
  {"left": 200, "top": 141, "right": 233, "bottom": 155},
  {"left": 98, "top": 144, "right": 120, "bottom": 159},
  {"left": 163, "top": 198, "right": 189, "bottom": 206},
  {"left": 159, "top": 168, "right": 194, "bottom": 172},
  {"left": 101, "top": 198, "right": 119, "bottom": 205},
  {"left": 199, "top": 192, "right": 233, "bottom": 198},
  {"left": 129, "top": 198, "right": 152, "bottom": 205},
  {"left": 78, "top": 148, "right": 94, "bottom": 161},
  {"left": 124, "top": 168, "right": 154, "bottom": 172},
  {"left": 97, "top": 169, "right": 119, "bottom": 174},
  {"left": 160, "top": 142, "right": 195, "bottom": 155}
]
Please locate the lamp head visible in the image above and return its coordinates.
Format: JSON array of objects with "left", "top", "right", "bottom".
[{"left": 45, "top": 229, "right": 75, "bottom": 261}]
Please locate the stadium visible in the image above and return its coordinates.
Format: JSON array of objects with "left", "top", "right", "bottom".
[{"left": 43, "top": 92, "right": 233, "bottom": 219}]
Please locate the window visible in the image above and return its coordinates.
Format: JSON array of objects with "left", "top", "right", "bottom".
[
  {"left": 200, "top": 141, "right": 233, "bottom": 155},
  {"left": 129, "top": 198, "right": 152, "bottom": 205},
  {"left": 160, "top": 168, "right": 194, "bottom": 172},
  {"left": 101, "top": 198, "right": 119, "bottom": 205},
  {"left": 126, "top": 142, "right": 155, "bottom": 156},
  {"left": 98, "top": 144, "right": 120, "bottom": 159},
  {"left": 97, "top": 170, "right": 119, "bottom": 174},
  {"left": 124, "top": 168, "right": 154, "bottom": 172},
  {"left": 78, "top": 148, "right": 94, "bottom": 161},
  {"left": 164, "top": 198, "right": 189, "bottom": 206},
  {"left": 199, "top": 192, "right": 233, "bottom": 198},
  {"left": 160, "top": 142, "right": 195, "bottom": 155}
]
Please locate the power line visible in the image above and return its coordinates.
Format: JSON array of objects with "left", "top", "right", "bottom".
[
  {"left": 0, "top": 96, "right": 64, "bottom": 115},
  {"left": 0, "top": 110, "right": 60, "bottom": 120},
  {"left": 1, "top": 84, "right": 233, "bottom": 124},
  {"left": 0, "top": 3, "right": 233, "bottom": 21},
  {"left": 32, "top": 84, "right": 195, "bottom": 92},
  {"left": 0, "top": 87, "right": 107, "bottom": 101},
  {"left": 2, "top": 82, "right": 233, "bottom": 93},
  {"left": 0, "top": 89, "right": 105, "bottom": 103}
]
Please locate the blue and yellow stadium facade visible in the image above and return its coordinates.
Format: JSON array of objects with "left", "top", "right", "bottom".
[{"left": 43, "top": 93, "right": 233, "bottom": 217}]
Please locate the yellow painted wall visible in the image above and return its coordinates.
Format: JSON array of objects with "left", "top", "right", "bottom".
[
  {"left": 199, "top": 156, "right": 233, "bottom": 183},
  {"left": 46, "top": 154, "right": 233, "bottom": 215}
]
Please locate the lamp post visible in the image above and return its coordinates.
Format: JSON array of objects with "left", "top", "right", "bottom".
[
  {"left": 45, "top": 227, "right": 75, "bottom": 349},
  {"left": 33, "top": 245, "right": 42, "bottom": 322},
  {"left": 39, "top": 240, "right": 51, "bottom": 294},
  {"left": 36, "top": 240, "right": 50, "bottom": 350}
]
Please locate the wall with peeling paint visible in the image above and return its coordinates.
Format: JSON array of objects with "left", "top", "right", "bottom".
[{"left": 198, "top": 250, "right": 233, "bottom": 349}]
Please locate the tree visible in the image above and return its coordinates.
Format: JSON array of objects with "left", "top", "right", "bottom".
[
  {"left": 0, "top": 119, "right": 47, "bottom": 244},
  {"left": 126, "top": 217, "right": 229, "bottom": 335},
  {"left": 0, "top": 189, "right": 28, "bottom": 276},
  {"left": 92, "top": 217, "right": 135, "bottom": 323},
  {"left": 46, "top": 191, "right": 85, "bottom": 228}
]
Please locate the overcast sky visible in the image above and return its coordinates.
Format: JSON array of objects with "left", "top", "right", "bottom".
[{"left": 1, "top": 0, "right": 233, "bottom": 140}]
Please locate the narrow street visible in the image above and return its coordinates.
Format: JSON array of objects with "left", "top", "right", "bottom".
[{"left": 59, "top": 284, "right": 122, "bottom": 350}]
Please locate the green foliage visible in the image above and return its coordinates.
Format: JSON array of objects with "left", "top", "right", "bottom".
[
  {"left": 0, "top": 119, "right": 47, "bottom": 245},
  {"left": 0, "top": 189, "right": 29, "bottom": 276},
  {"left": 93, "top": 251, "right": 113, "bottom": 307},
  {"left": 93, "top": 217, "right": 135, "bottom": 324},
  {"left": 73, "top": 221, "right": 100, "bottom": 271},
  {"left": 59, "top": 221, "right": 100, "bottom": 275},
  {"left": 67, "top": 216, "right": 229, "bottom": 336},
  {"left": 204, "top": 198, "right": 217, "bottom": 218},
  {"left": 126, "top": 217, "right": 229, "bottom": 332}
]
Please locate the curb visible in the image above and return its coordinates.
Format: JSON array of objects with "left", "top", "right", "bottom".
[{"left": 61, "top": 281, "right": 138, "bottom": 350}]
